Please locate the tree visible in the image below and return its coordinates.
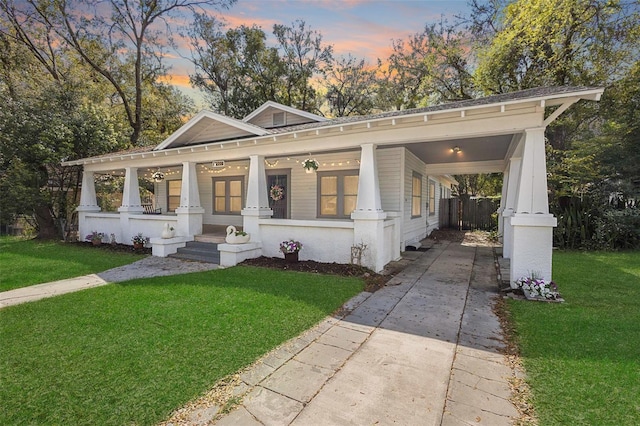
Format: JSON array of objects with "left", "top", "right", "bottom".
[
  {"left": 1, "top": 0, "right": 235, "bottom": 145},
  {"left": 188, "top": 16, "right": 285, "bottom": 118},
  {"left": 381, "top": 21, "right": 475, "bottom": 111},
  {"left": 0, "top": 80, "right": 125, "bottom": 238},
  {"left": 273, "top": 19, "right": 333, "bottom": 113},
  {"left": 473, "top": 0, "right": 638, "bottom": 94},
  {"left": 470, "top": 0, "right": 640, "bottom": 248},
  {"left": 188, "top": 18, "right": 332, "bottom": 118},
  {"left": 323, "top": 54, "right": 379, "bottom": 117}
]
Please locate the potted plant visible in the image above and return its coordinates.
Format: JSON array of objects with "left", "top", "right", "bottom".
[
  {"left": 280, "top": 239, "right": 303, "bottom": 262},
  {"left": 85, "top": 231, "right": 105, "bottom": 246},
  {"left": 514, "top": 275, "right": 562, "bottom": 301},
  {"left": 225, "top": 225, "right": 250, "bottom": 244},
  {"left": 302, "top": 158, "right": 319, "bottom": 173},
  {"left": 132, "top": 233, "right": 149, "bottom": 249}
]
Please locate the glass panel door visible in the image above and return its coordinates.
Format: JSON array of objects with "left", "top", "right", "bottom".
[{"left": 267, "top": 174, "right": 288, "bottom": 219}]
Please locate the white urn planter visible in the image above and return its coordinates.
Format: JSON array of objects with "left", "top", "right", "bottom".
[
  {"left": 161, "top": 223, "right": 175, "bottom": 239},
  {"left": 225, "top": 225, "right": 250, "bottom": 244}
]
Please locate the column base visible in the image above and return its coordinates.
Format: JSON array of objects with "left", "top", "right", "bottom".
[{"left": 509, "top": 213, "right": 556, "bottom": 286}]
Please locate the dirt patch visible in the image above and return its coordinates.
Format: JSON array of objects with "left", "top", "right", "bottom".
[
  {"left": 429, "top": 229, "right": 467, "bottom": 242},
  {"left": 241, "top": 256, "right": 390, "bottom": 293}
]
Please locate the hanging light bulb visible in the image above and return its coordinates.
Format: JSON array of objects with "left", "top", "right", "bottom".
[{"left": 152, "top": 168, "right": 165, "bottom": 182}]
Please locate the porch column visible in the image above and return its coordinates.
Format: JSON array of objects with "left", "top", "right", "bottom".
[
  {"left": 76, "top": 169, "right": 101, "bottom": 242},
  {"left": 351, "top": 143, "right": 387, "bottom": 272},
  {"left": 175, "top": 161, "right": 205, "bottom": 236},
  {"left": 241, "top": 155, "right": 273, "bottom": 240},
  {"left": 118, "top": 167, "right": 144, "bottom": 244},
  {"left": 510, "top": 127, "right": 557, "bottom": 284},
  {"left": 497, "top": 168, "right": 508, "bottom": 238},
  {"left": 501, "top": 157, "right": 521, "bottom": 260},
  {"left": 119, "top": 167, "right": 143, "bottom": 212}
]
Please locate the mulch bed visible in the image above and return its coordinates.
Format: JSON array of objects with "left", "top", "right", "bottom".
[
  {"left": 71, "top": 241, "right": 152, "bottom": 255},
  {"left": 241, "top": 256, "right": 390, "bottom": 293}
]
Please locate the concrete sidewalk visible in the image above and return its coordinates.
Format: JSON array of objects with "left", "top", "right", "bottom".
[
  {"left": 0, "top": 257, "right": 217, "bottom": 309},
  {"left": 175, "top": 241, "right": 519, "bottom": 425}
]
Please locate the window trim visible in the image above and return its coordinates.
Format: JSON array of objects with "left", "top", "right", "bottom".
[
  {"left": 411, "top": 172, "right": 422, "bottom": 218},
  {"left": 316, "top": 170, "right": 359, "bottom": 219},
  {"left": 212, "top": 175, "right": 245, "bottom": 215},
  {"left": 429, "top": 179, "right": 437, "bottom": 216}
]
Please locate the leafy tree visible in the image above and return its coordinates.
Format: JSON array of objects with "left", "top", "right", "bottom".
[
  {"left": 1, "top": 0, "right": 235, "bottom": 145},
  {"left": 474, "top": 0, "right": 636, "bottom": 93},
  {"left": 188, "top": 18, "right": 332, "bottom": 118},
  {"left": 188, "top": 17, "right": 285, "bottom": 118},
  {"left": 381, "top": 21, "right": 475, "bottom": 111},
  {"left": 0, "top": 80, "right": 124, "bottom": 238},
  {"left": 471, "top": 0, "right": 640, "bottom": 248},
  {"left": 323, "top": 54, "right": 379, "bottom": 117},
  {"left": 273, "top": 19, "right": 333, "bottom": 113}
]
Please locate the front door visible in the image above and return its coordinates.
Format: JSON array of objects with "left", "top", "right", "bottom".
[{"left": 267, "top": 173, "right": 288, "bottom": 219}]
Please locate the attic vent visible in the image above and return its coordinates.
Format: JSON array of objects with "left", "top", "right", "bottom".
[{"left": 272, "top": 112, "right": 285, "bottom": 126}]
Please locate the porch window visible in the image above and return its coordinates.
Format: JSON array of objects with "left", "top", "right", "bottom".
[
  {"left": 167, "top": 180, "right": 181, "bottom": 212},
  {"left": 318, "top": 171, "right": 359, "bottom": 218},
  {"left": 412, "top": 173, "right": 422, "bottom": 217},
  {"left": 213, "top": 176, "right": 244, "bottom": 214},
  {"left": 429, "top": 180, "right": 436, "bottom": 215}
]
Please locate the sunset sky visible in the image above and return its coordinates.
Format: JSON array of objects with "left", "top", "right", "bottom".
[{"left": 164, "top": 0, "right": 471, "bottom": 106}]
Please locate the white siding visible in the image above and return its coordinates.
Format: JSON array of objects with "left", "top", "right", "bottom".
[
  {"left": 377, "top": 147, "right": 402, "bottom": 212},
  {"left": 288, "top": 151, "right": 361, "bottom": 219},
  {"left": 403, "top": 150, "right": 428, "bottom": 246},
  {"left": 199, "top": 161, "right": 249, "bottom": 226}
]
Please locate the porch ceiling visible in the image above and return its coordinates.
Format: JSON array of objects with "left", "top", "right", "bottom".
[{"left": 394, "top": 134, "right": 514, "bottom": 174}]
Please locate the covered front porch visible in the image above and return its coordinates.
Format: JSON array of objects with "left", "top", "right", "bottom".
[
  {"left": 76, "top": 144, "right": 402, "bottom": 272},
  {"left": 68, "top": 87, "right": 604, "bottom": 279}
]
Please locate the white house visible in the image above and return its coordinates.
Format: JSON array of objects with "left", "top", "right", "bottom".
[{"left": 63, "top": 86, "right": 603, "bottom": 282}]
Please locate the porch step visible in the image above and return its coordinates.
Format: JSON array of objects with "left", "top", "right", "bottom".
[
  {"left": 194, "top": 234, "right": 226, "bottom": 244},
  {"left": 169, "top": 241, "right": 220, "bottom": 264}
]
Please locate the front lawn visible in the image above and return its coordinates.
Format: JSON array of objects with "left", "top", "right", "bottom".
[
  {"left": 0, "top": 237, "right": 146, "bottom": 292},
  {"left": 507, "top": 251, "right": 640, "bottom": 425},
  {"left": 0, "top": 266, "right": 363, "bottom": 425}
]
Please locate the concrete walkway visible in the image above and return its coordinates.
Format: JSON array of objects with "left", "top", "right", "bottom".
[
  {"left": 0, "top": 257, "right": 217, "bottom": 309},
  {"left": 176, "top": 241, "right": 519, "bottom": 426}
]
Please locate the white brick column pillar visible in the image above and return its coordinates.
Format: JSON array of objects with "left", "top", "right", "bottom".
[
  {"left": 241, "top": 155, "right": 273, "bottom": 240},
  {"left": 175, "top": 161, "right": 205, "bottom": 237},
  {"left": 351, "top": 143, "right": 387, "bottom": 272},
  {"left": 118, "top": 167, "right": 144, "bottom": 244},
  {"left": 76, "top": 169, "right": 101, "bottom": 241},
  {"left": 501, "top": 157, "right": 521, "bottom": 260},
  {"left": 510, "top": 128, "right": 557, "bottom": 284}
]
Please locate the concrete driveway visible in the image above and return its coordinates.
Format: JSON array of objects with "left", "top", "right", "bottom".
[{"left": 168, "top": 240, "right": 520, "bottom": 425}]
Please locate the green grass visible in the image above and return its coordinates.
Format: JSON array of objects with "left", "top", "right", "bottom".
[
  {"left": 0, "top": 266, "right": 363, "bottom": 425},
  {"left": 507, "top": 251, "right": 640, "bottom": 425},
  {"left": 0, "top": 237, "right": 146, "bottom": 292}
]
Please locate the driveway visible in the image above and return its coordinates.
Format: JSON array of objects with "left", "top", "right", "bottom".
[{"left": 164, "top": 239, "right": 520, "bottom": 425}]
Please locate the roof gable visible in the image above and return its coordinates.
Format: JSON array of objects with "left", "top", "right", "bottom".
[
  {"left": 155, "top": 110, "right": 268, "bottom": 150},
  {"left": 243, "top": 101, "right": 326, "bottom": 129}
]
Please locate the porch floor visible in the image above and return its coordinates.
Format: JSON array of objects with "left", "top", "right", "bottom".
[{"left": 198, "top": 224, "right": 243, "bottom": 243}]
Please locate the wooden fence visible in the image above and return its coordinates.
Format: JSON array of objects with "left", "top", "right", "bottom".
[{"left": 439, "top": 197, "right": 500, "bottom": 231}]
